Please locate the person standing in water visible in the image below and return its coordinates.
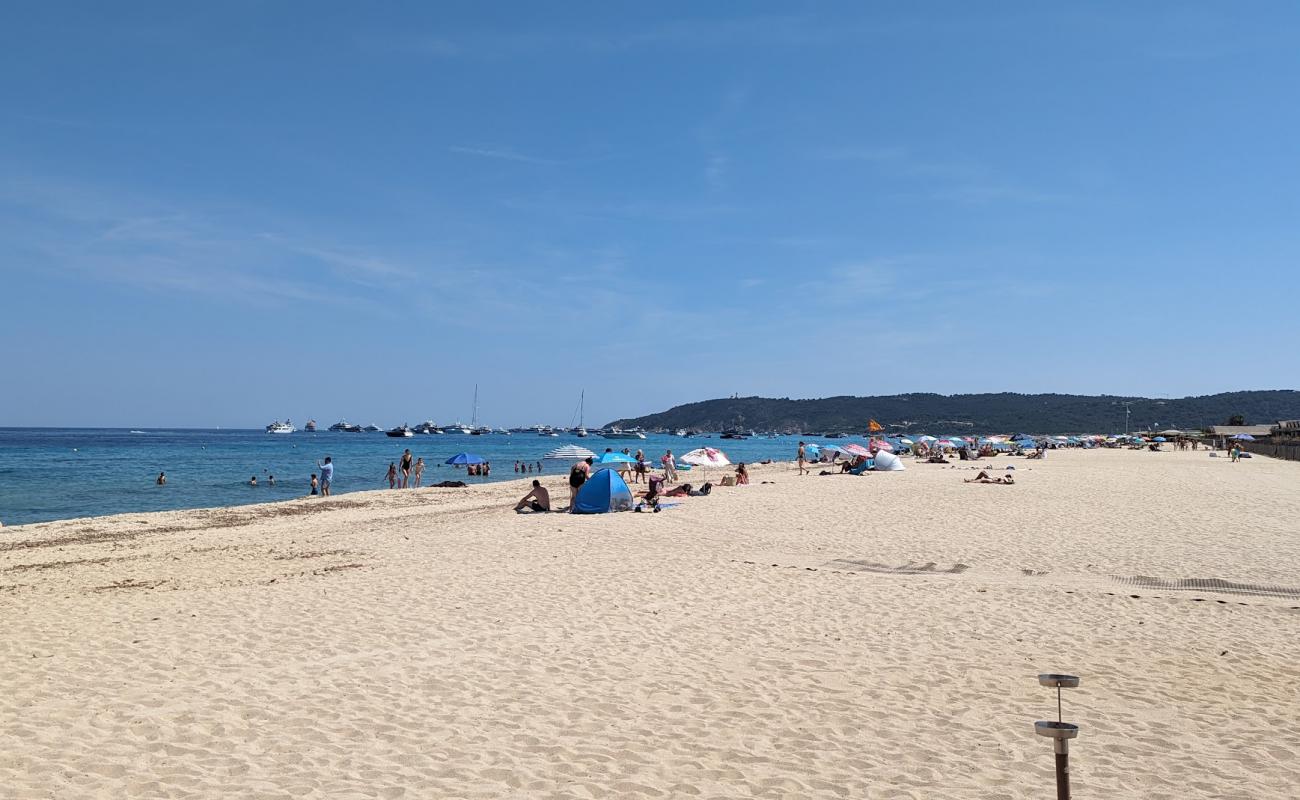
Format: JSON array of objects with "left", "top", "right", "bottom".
[
  {"left": 156, "top": 472, "right": 166, "bottom": 485},
  {"left": 385, "top": 462, "right": 398, "bottom": 488},
  {"left": 318, "top": 456, "right": 334, "bottom": 496},
  {"left": 399, "top": 449, "right": 413, "bottom": 488}
]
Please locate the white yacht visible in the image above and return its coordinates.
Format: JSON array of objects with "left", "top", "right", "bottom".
[
  {"left": 601, "top": 427, "right": 646, "bottom": 440},
  {"left": 266, "top": 420, "right": 295, "bottom": 434}
]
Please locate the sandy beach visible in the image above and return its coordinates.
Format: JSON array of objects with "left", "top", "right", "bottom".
[{"left": 2, "top": 448, "right": 1298, "bottom": 799}]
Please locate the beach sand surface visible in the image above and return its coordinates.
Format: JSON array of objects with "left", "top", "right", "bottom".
[{"left": 2, "top": 448, "right": 1298, "bottom": 798}]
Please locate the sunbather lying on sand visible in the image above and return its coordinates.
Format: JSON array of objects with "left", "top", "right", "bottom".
[{"left": 964, "top": 471, "right": 1014, "bottom": 484}]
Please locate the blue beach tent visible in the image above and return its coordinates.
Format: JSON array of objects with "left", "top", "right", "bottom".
[{"left": 573, "top": 468, "right": 635, "bottom": 514}]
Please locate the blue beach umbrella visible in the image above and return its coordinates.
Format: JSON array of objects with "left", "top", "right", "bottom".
[
  {"left": 1152, "top": 436, "right": 1167, "bottom": 442},
  {"left": 594, "top": 452, "right": 637, "bottom": 466},
  {"left": 445, "top": 452, "right": 487, "bottom": 465}
]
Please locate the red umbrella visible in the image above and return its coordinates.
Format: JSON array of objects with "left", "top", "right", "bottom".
[
  {"left": 868, "top": 438, "right": 894, "bottom": 452},
  {"left": 843, "top": 443, "right": 873, "bottom": 458}
]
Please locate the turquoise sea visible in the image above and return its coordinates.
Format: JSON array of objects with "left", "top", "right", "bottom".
[{"left": 0, "top": 428, "right": 805, "bottom": 526}]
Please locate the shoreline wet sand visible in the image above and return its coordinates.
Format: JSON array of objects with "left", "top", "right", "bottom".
[{"left": 3, "top": 449, "right": 1298, "bottom": 798}]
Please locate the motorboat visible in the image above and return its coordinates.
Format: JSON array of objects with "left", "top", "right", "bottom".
[
  {"left": 386, "top": 424, "right": 414, "bottom": 438},
  {"left": 328, "top": 420, "right": 361, "bottom": 432},
  {"left": 362, "top": 424, "right": 382, "bottom": 432},
  {"left": 444, "top": 423, "right": 473, "bottom": 434},
  {"left": 601, "top": 427, "right": 646, "bottom": 440},
  {"left": 719, "top": 430, "right": 748, "bottom": 440},
  {"left": 266, "top": 420, "right": 295, "bottom": 434},
  {"left": 303, "top": 419, "right": 317, "bottom": 432},
  {"left": 413, "top": 421, "right": 443, "bottom": 434}
]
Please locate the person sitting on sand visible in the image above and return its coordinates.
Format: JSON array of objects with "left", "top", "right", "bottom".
[
  {"left": 514, "top": 480, "right": 551, "bottom": 513},
  {"left": 735, "top": 463, "right": 749, "bottom": 485},
  {"left": 964, "top": 471, "right": 1014, "bottom": 484},
  {"left": 156, "top": 472, "right": 166, "bottom": 485}
]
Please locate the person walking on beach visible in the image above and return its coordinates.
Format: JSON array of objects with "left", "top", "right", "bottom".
[
  {"left": 662, "top": 450, "right": 677, "bottom": 482},
  {"left": 385, "top": 462, "right": 398, "bottom": 488},
  {"left": 318, "top": 456, "right": 334, "bottom": 496},
  {"left": 399, "top": 449, "right": 413, "bottom": 488},
  {"left": 413, "top": 457, "right": 425, "bottom": 487},
  {"left": 797, "top": 442, "right": 809, "bottom": 475}
]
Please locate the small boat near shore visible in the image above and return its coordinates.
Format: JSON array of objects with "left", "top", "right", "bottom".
[{"left": 601, "top": 427, "right": 646, "bottom": 440}]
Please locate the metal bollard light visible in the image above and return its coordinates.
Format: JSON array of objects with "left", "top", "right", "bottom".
[{"left": 1035, "top": 673, "right": 1081, "bottom": 800}]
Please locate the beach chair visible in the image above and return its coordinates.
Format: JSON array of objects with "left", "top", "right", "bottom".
[{"left": 848, "top": 458, "right": 874, "bottom": 475}]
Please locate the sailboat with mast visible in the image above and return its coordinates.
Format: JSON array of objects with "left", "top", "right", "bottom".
[
  {"left": 574, "top": 390, "right": 588, "bottom": 437},
  {"left": 470, "top": 384, "right": 493, "bottom": 435}
]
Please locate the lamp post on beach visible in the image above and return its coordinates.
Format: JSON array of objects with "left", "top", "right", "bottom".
[{"left": 1035, "top": 673, "right": 1080, "bottom": 800}]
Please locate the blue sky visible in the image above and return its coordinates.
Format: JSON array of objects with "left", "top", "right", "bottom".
[{"left": 2, "top": 2, "right": 1298, "bottom": 428}]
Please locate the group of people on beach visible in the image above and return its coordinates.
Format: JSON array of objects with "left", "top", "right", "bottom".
[
  {"left": 383, "top": 449, "right": 426, "bottom": 488},
  {"left": 509, "top": 449, "right": 751, "bottom": 514}
]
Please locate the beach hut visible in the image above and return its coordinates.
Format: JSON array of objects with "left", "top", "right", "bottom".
[{"left": 572, "top": 468, "right": 635, "bottom": 514}]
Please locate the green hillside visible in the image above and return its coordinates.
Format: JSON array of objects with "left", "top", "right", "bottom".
[{"left": 607, "top": 391, "right": 1300, "bottom": 435}]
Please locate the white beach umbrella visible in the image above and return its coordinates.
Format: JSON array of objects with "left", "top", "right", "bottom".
[
  {"left": 680, "top": 447, "right": 731, "bottom": 480},
  {"left": 543, "top": 444, "right": 596, "bottom": 461}
]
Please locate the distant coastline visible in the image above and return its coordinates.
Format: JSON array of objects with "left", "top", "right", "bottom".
[{"left": 608, "top": 390, "right": 1300, "bottom": 435}]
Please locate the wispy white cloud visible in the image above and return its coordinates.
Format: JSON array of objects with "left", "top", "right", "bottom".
[
  {"left": 448, "top": 145, "right": 562, "bottom": 166},
  {"left": 365, "top": 16, "right": 895, "bottom": 60},
  {"left": 813, "top": 145, "right": 1068, "bottom": 206}
]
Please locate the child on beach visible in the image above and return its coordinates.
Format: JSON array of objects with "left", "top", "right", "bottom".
[
  {"left": 413, "top": 457, "right": 425, "bottom": 487},
  {"left": 310, "top": 474, "right": 319, "bottom": 495},
  {"left": 385, "top": 462, "right": 398, "bottom": 488}
]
